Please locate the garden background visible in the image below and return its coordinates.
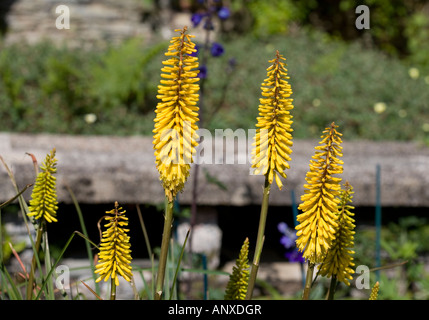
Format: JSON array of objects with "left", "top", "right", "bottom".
[{"left": 1, "top": 0, "right": 429, "bottom": 300}]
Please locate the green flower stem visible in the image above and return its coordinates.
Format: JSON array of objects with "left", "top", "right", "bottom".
[
  {"left": 155, "top": 196, "right": 175, "bottom": 300},
  {"left": 302, "top": 261, "right": 315, "bottom": 300},
  {"left": 110, "top": 278, "right": 117, "bottom": 300},
  {"left": 246, "top": 175, "right": 271, "bottom": 300},
  {"left": 326, "top": 276, "right": 337, "bottom": 300},
  {"left": 26, "top": 221, "right": 44, "bottom": 300}
]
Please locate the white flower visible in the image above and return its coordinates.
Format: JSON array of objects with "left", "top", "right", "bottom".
[
  {"left": 312, "top": 98, "right": 321, "bottom": 107},
  {"left": 408, "top": 67, "right": 419, "bottom": 79},
  {"left": 84, "top": 113, "right": 97, "bottom": 124},
  {"left": 373, "top": 102, "right": 386, "bottom": 114}
]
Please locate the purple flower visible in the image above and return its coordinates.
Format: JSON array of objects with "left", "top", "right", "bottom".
[
  {"left": 280, "top": 235, "right": 294, "bottom": 249},
  {"left": 191, "top": 13, "right": 204, "bottom": 27},
  {"left": 217, "top": 7, "right": 230, "bottom": 20},
  {"left": 199, "top": 65, "right": 207, "bottom": 79},
  {"left": 285, "top": 249, "right": 305, "bottom": 263},
  {"left": 277, "top": 222, "right": 288, "bottom": 234},
  {"left": 210, "top": 42, "right": 224, "bottom": 57}
]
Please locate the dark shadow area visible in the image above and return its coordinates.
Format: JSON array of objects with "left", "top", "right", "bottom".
[
  {"left": 3, "top": 202, "right": 428, "bottom": 264},
  {"left": 0, "top": 0, "right": 16, "bottom": 36}
]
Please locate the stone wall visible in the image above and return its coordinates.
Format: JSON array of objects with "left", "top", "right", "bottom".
[
  {"left": 2, "top": 132, "right": 429, "bottom": 207},
  {"left": 1, "top": 0, "right": 194, "bottom": 46}
]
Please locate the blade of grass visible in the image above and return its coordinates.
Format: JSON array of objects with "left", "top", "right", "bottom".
[
  {"left": 169, "top": 229, "right": 190, "bottom": 300},
  {"left": 180, "top": 268, "right": 229, "bottom": 276},
  {"left": 35, "top": 231, "right": 98, "bottom": 300},
  {"left": 80, "top": 280, "right": 103, "bottom": 300},
  {"left": 66, "top": 185, "right": 100, "bottom": 295},
  {"left": 43, "top": 230, "right": 55, "bottom": 300},
  {"left": 8, "top": 242, "right": 29, "bottom": 280},
  {"left": 0, "top": 210, "right": 22, "bottom": 300},
  {"left": 0, "top": 264, "right": 22, "bottom": 300},
  {"left": 0, "top": 184, "right": 33, "bottom": 210},
  {"left": 26, "top": 221, "right": 45, "bottom": 300},
  {"left": 136, "top": 204, "right": 155, "bottom": 298}
]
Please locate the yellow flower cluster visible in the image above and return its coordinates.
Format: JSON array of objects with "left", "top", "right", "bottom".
[
  {"left": 224, "top": 238, "right": 250, "bottom": 300},
  {"left": 95, "top": 202, "right": 133, "bottom": 287},
  {"left": 369, "top": 281, "right": 380, "bottom": 300},
  {"left": 28, "top": 148, "right": 59, "bottom": 223},
  {"left": 153, "top": 26, "right": 200, "bottom": 202},
  {"left": 295, "top": 123, "right": 344, "bottom": 264},
  {"left": 251, "top": 50, "right": 294, "bottom": 190},
  {"left": 319, "top": 182, "right": 356, "bottom": 285}
]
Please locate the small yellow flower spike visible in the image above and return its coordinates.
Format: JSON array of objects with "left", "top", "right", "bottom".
[
  {"left": 251, "top": 50, "right": 293, "bottom": 190},
  {"left": 369, "top": 281, "right": 380, "bottom": 300},
  {"left": 224, "top": 238, "right": 250, "bottom": 300},
  {"left": 153, "top": 26, "right": 200, "bottom": 202},
  {"left": 319, "top": 182, "right": 356, "bottom": 285},
  {"left": 27, "top": 148, "right": 58, "bottom": 223},
  {"left": 95, "top": 202, "right": 133, "bottom": 287},
  {"left": 295, "top": 122, "right": 344, "bottom": 264}
]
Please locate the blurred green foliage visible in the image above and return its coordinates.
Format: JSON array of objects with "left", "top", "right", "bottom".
[
  {"left": 226, "top": 0, "right": 429, "bottom": 72},
  {"left": 204, "top": 30, "right": 429, "bottom": 142},
  {"left": 1, "top": 0, "right": 429, "bottom": 142},
  {"left": 0, "top": 39, "right": 165, "bottom": 135},
  {"left": 353, "top": 216, "right": 429, "bottom": 300},
  {"left": 1, "top": 28, "right": 429, "bottom": 142}
]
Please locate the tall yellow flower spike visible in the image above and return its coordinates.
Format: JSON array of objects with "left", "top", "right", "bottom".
[
  {"left": 95, "top": 201, "right": 133, "bottom": 287},
  {"left": 27, "top": 148, "right": 58, "bottom": 223},
  {"left": 153, "top": 26, "right": 200, "bottom": 202},
  {"left": 224, "top": 238, "right": 250, "bottom": 300},
  {"left": 295, "top": 122, "right": 344, "bottom": 264},
  {"left": 319, "top": 182, "right": 356, "bottom": 285},
  {"left": 251, "top": 50, "right": 293, "bottom": 190},
  {"left": 369, "top": 281, "right": 380, "bottom": 300}
]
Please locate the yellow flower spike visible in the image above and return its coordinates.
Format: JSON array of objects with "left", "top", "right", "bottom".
[
  {"left": 153, "top": 26, "right": 200, "bottom": 202},
  {"left": 225, "top": 238, "right": 250, "bottom": 300},
  {"left": 319, "top": 182, "right": 356, "bottom": 285},
  {"left": 251, "top": 50, "right": 293, "bottom": 190},
  {"left": 295, "top": 122, "right": 344, "bottom": 264},
  {"left": 247, "top": 51, "right": 294, "bottom": 300},
  {"left": 95, "top": 202, "right": 133, "bottom": 287},
  {"left": 27, "top": 148, "right": 59, "bottom": 223},
  {"left": 369, "top": 281, "right": 380, "bottom": 300}
]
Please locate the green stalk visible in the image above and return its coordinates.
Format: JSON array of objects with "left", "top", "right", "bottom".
[
  {"left": 302, "top": 261, "right": 315, "bottom": 300},
  {"left": 110, "top": 278, "right": 117, "bottom": 300},
  {"left": 169, "top": 229, "right": 190, "bottom": 299},
  {"left": 326, "top": 276, "right": 337, "bottom": 300},
  {"left": 154, "top": 196, "right": 175, "bottom": 300},
  {"left": 43, "top": 230, "right": 55, "bottom": 300},
  {"left": 26, "top": 221, "right": 45, "bottom": 300},
  {"left": 136, "top": 204, "right": 155, "bottom": 299},
  {"left": 246, "top": 175, "right": 271, "bottom": 300}
]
